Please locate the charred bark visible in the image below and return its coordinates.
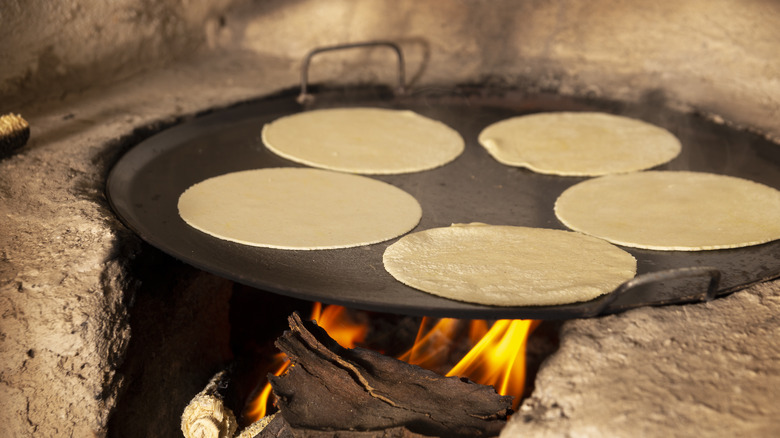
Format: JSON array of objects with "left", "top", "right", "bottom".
[{"left": 262, "top": 312, "right": 511, "bottom": 438}]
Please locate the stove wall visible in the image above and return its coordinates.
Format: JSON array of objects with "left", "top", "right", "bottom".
[
  {"left": 3, "top": 0, "right": 780, "bottom": 138},
  {"left": 0, "top": 0, "right": 240, "bottom": 109},
  {"left": 233, "top": 0, "right": 780, "bottom": 139},
  {"left": 1, "top": 1, "right": 779, "bottom": 437}
]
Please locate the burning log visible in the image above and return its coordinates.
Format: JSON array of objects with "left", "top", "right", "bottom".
[
  {"left": 258, "top": 312, "right": 512, "bottom": 437},
  {"left": 257, "top": 414, "right": 429, "bottom": 438}
]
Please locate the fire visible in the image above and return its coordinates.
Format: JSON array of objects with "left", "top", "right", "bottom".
[
  {"left": 446, "top": 319, "right": 541, "bottom": 399},
  {"left": 245, "top": 304, "right": 539, "bottom": 422},
  {"left": 244, "top": 351, "right": 287, "bottom": 421},
  {"left": 308, "top": 302, "right": 369, "bottom": 348},
  {"left": 399, "top": 317, "right": 540, "bottom": 410}
]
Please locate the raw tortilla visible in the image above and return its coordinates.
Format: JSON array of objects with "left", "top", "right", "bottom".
[
  {"left": 478, "top": 112, "right": 681, "bottom": 176},
  {"left": 382, "top": 223, "right": 637, "bottom": 306},
  {"left": 554, "top": 171, "right": 780, "bottom": 251},
  {"left": 262, "top": 107, "right": 464, "bottom": 174},
  {"left": 178, "top": 168, "right": 422, "bottom": 250}
]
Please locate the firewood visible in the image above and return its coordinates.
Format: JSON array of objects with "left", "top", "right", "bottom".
[
  {"left": 0, "top": 113, "right": 29, "bottom": 158},
  {"left": 255, "top": 413, "right": 430, "bottom": 437},
  {"left": 265, "top": 312, "right": 512, "bottom": 437},
  {"left": 182, "top": 350, "right": 276, "bottom": 438},
  {"left": 237, "top": 413, "right": 278, "bottom": 438},
  {"left": 181, "top": 369, "right": 239, "bottom": 438}
]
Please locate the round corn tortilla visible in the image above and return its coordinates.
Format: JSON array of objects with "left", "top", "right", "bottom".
[
  {"left": 478, "top": 112, "right": 681, "bottom": 176},
  {"left": 382, "top": 223, "right": 637, "bottom": 306},
  {"left": 178, "top": 168, "right": 422, "bottom": 250},
  {"left": 261, "top": 107, "right": 465, "bottom": 174},
  {"left": 554, "top": 171, "right": 780, "bottom": 251}
]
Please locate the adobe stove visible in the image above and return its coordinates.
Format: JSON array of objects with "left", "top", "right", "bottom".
[{"left": 2, "top": 1, "right": 780, "bottom": 437}]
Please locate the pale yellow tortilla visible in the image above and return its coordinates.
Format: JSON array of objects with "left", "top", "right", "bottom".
[
  {"left": 382, "top": 223, "right": 637, "bottom": 306},
  {"left": 261, "top": 107, "right": 465, "bottom": 174},
  {"left": 554, "top": 171, "right": 780, "bottom": 251},
  {"left": 478, "top": 112, "right": 681, "bottom": 176},
  {"left": 178, "top": 168, "right": 422, "bottom": 250}
]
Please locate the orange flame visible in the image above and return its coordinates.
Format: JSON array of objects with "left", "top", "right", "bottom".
[
  {"left": 309, "top": 302, "right": 369, "bottom": 349},
  {"left": 399, "top": 317, "right": 540, "bottom": 410},
  {"left": 397, "top": 317, "right": 462, "bottom": 370},
  {"left": 447, "top": 319, "right": 541, "bottom": 404},
  {"left": 245, "top": 305, "right": 539, "bottom": 422},
  {"left": 244, "top": 351, "right": 288, "bottom": 421}
]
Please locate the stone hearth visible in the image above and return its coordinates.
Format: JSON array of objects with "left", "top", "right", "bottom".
[{"left": 1, "top": 1, "right": 779, "bottom": 437}]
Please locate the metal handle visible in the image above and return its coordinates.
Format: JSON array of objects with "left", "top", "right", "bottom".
[
  {"left": 584, "top": 266, "right": 722, "bottom": 317},
  {"left": 297, "top": 41, "right": 406, "bottom": 104}
]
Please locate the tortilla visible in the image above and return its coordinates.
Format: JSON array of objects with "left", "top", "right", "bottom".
[
  {"left": 261, "top": 107, "right": 465, "bottom": 174},
  {"left": 382, "top": 223, "right": 637, "bottom": 306},
  {"left": 477, "top": 112, "right": 681, "bottom": 176},
  {"left": 554, "top": 171, "right": 780, "bottom": 251},
  {"left": 178, "top": 168, "right": 422, "bottom": 250}
]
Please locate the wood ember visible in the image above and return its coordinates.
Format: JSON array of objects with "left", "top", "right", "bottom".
[{"left": 261, "top": 312, "right": 512, "bottom": 437}]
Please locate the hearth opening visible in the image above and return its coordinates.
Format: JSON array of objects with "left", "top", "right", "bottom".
[
  {"left": 224, "top": 283, "right": 562, "bottom": 436},
  {"left": 105, "top": 240, "right": 561, "bottom": 438}
]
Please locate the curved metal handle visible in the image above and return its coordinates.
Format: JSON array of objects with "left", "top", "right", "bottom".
[
  {"left": 297, "top": 41, "right": 406, "bottom": 104},
  {"left": 584, "top": 266, "right": 722, "bottom": 317}
]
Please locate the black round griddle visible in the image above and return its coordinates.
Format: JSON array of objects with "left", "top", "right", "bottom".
[{"left": 106, "top": 86, "right": 780, "bottom": 319}]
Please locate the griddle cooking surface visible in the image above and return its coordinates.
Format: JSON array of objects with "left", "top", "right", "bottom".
[{"left": 106, "top": 88, "right": 780, "bottom": 319}]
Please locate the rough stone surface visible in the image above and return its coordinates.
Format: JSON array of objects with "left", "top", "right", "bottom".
[
  {"left": 4, "top": 1, "right": 780, "bottom": 141},
  {"left": 107, "top": 254, "right": 234, "bottom": 438},
  {"left": 0, "top": 0, "right": 241, "bottom": 109},
  {"left": 1, "top": 1, "right": 780, "bottom": 437},
  {"left": 212, "top": 0, "right": 780, "bottom": 140},
  {"left": 0, "top": 46, "right": 296, "bottom": 438},
  {"left": 502, "top": 282, "right": 780, "bottom": 437},
  {"left": 0, "top": 53, "right": 300, "bottom": 436}
]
